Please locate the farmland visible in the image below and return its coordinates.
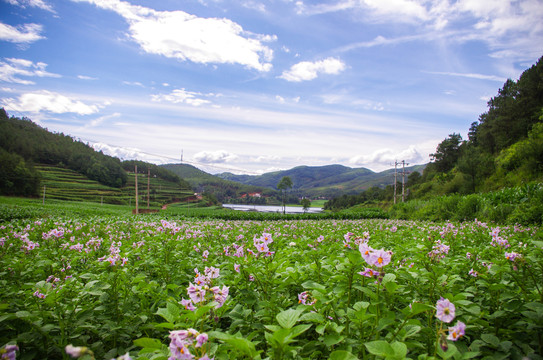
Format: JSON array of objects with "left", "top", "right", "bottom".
[{"left": 1, "top": 207, "right": 542, "bottom": 359}]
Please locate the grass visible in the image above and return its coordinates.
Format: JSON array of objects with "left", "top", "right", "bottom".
[{"left": 35, "top": 165, "right": 193, "bottom": 207}]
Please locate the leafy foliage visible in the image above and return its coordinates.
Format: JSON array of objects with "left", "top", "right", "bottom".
[
  {"left": 0, "top": 148, "right": 40, "bottom": 196},
  {"left": 0, "top": 109, "right": 127, "bottom": 188},
  {"left": 0, "top": 214, "right": 541, "bottom": 359}
]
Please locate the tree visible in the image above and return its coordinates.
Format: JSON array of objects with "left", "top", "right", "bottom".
[
  {"left": 430, "top": 133, "right": 463, "bottom": 173},
  {"left": 300, "top": 198, "right": 311, "bottom": 212},
  {"left": 277, "top": 176, "right": 293, "bottom": 214}
]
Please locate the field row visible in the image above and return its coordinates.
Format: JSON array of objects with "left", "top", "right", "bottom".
[{"left": 1, "top": 215, "right": 542, "bottom": 359}]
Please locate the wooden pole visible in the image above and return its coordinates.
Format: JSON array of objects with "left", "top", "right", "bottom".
[
  {"left": 147, "top": 167, "right": 150, "bottom": 209},
  {"left": 402, "top": 160, "right": 406, "bottom": 202},
  {"left": 394, "top": 161, "right": 397, "bottom": 204},
  {"left": 135, "top": 165, "right": 139, "bottom": 214}
]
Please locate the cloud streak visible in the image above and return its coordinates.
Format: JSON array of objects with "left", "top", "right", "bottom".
[
  {"left": 0, "top": 58, "right": 60, "bottom": 84},
  {"left": 0, "top": 22, "right": 44, "bottom": 44}
]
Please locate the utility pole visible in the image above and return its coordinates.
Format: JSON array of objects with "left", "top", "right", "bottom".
[
  {"left": 393, "top": 160, "right": 409, "bottom": 203},
  {"left": 147, "top": 167, "right": 150, "bottom": 209},
  {"left": 401, "top": 160, "right": 409, "bottom": 202},
  {"left": 393, "top": 162, "right": 398, "bottom": 204},
  {"left": 135, "top": 165, "right": 139, "bottom": 214}
]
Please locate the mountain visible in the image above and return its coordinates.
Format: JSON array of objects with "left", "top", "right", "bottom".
[
  {"left": 217, "top": 164, "right": 426, "bottom": 198},
  {"left": 161, "top": 163, "right": 273, "bottom": 203}
]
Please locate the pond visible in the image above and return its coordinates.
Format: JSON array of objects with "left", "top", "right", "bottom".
[{"left": 222, "top": 204, "right": 323, "bottom": 213}]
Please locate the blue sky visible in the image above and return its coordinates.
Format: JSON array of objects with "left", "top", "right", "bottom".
[{"left": 1, "top": 0, "right": 542, "bottom": 174}]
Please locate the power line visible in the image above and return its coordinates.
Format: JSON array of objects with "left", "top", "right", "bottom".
[{"left": 2, "top": 106, "right": 260, "bottom": 175}]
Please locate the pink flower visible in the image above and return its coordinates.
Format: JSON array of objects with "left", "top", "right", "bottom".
[
  {"left": 180, "top": 299, "right": 196, "bottom": 311},
  {"left": 359, "top": 243, "right": 373, "bottom": 262},
  {"left": 358, "top": 267, "right": 379, "bottom": 278},
  {"left": 369, "top": 249, "right": 392, "bottom": 268},
  {"left": 436, "top": 298, "right": 455, "bottom": 323},
  {"left": 204, "top": 267, "right": 220, "bottom": 279},
  {"left": 195, "top": 333, "right": 208, "bottom": 348},
  {"left": 2, "top": 345, "right": 18, "bottom": 360},
  {"left": 447, "top": 321, "right": 466, "bottom": 341},
  {"left": 65, "top": 345, "right": 85, "bottom": 358},
  {"left": 298, "top": 291, "right": 316, "bottom": 305},
  {"left": 234, "top": 264, "right": 240, "bottom": 273}
]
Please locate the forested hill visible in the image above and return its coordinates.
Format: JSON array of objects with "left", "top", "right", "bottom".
[
  {"left": 323, "top": 56, "right": 543, "bottom": 212},
  {"left": 218, "top": 164, "right": 426, "bottom": 198},
  {"left": 0, "top": 110, "right": 189, "bottom": 197},
  {"left": 410, "top": 55, "right": 543, "bottom": 197}
]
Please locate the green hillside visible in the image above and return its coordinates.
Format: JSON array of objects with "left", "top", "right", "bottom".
[
  {"left": 325, "top": 56, "right": 543, "bottom": 221},
  {"left": 37, "top": 164, "right": 123, "bottom": 203},
  {"left": 1, "top": 112, "right": 194, "bottom": 206},
  {"left": 218, "top": 164, "right": 426, "bottom": 198},
  {"left": 36, "top": 164, "right": 193, "bottom": 207},
  {"left": 161, "top": 163, "right": 273, "bottom": 203}
]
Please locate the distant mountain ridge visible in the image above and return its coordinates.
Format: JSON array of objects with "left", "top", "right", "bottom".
[{"left": 217, "top": 164, "right": 426, "bottom": 197}]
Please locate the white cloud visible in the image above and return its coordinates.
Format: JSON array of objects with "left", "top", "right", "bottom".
[
  {"left": 2, "top": 90, "right": 101, "bottom": 115},
  {"left": 242, "top": 1, "right": 267, "bottom": 13},
  {"left": 122, "top": 81, "right": 144, "bottom": 87},
  {"left": 349, "top": 144, "right": 430, "bottom": 170},
  {"left": 193, "top": 150, "right": 238, "bottom": 163},
  {"left": 5, "top": 0, "right": 55, "bottom": 12},
  {"left": 0, "top": 58, "right": 60, "bottom": 84},
  {"left": 78, "top": 75, "right": 98, "bottom": 80},
  {"left": 253, "top": 155, "right": 280, "bottom": 163},
  {"left": 308, "top": 0, "right": 543, "bottom": 62},
  {"left": 86, "top": 112, "right": 121, "bottom": 128},
  {"left": 92, "top": 142, "right": 168, "bottom": 163},
  {"left": 280, "top": 57, "right": 346, "bottom": 82},
  {"left": 72, "top": 0, "right": 274, "bottom": 71},
  {"left": 423, "top": 70, "right": 505, "bottom": 82},
  {"left": 0, "top": 22, "right": 44, "bottom": 44},
  {"left": 152, "top": 88, "right": 211, "bottom": 107}
]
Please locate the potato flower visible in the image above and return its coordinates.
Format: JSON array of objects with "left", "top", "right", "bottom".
[{"left": 436, "top": 298, "right": 455, "bottom": 323}]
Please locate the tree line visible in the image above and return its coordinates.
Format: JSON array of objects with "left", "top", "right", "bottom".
[
  {"left": 326, "top": 55, "right": 543, "bottom": 210},
  {"left": 0, "top": 110, "right": 191, "bottom": 197}
]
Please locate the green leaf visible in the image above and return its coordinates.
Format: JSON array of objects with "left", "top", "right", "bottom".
[
  {"left": 300, "top": 312, "right": 324, "bottom": 323},
  {"left": 385, "top": 281, "right": 398, "bottom": 294},
  {"left": 155, "top": 307, "right": 176, "bottom": 324},
  {"left": 390, "top": 341, "right": 407, "bottom": 359},
  {"left": 481, "top": 333, "right": 500, "bottom": 348},
  {"left": 365, "top": 340, "right": 395, "bottom": 357},
  {"left": 290, "top": 324, "right": 312, "bottom": 339},
  {"left": 276, "top": 308, "right": 303, "bottom": 329},
  {"left": 134, "top": 337, "right": 162, "bottom": 350},
  {"left": 353, "top": 301, "right": 370, "bottom": 312},
  {"left": 461, "top": 351, "right": 481, "bottom": 359},
  {"left": 382, "top": 273, "right": 396, "bottom": 285},
  {"left": 323, "top": 333, "right": 344, "bottom": 346},
  {"left": 209, "top": 331, "right": 259, "bottom": 358},
  {"left": 525, "top": 302, "right": 543, "bottom": 314},
  {"left": 409, "top": 302, "right": 434, "bottom": 316},
  {"left": 402, "top": 325, "right": 422, "bottom": 340},
  {"left": 301, "top": 280, "right": 326, "bottom": 291},
  {"left": 15, "top": 311, "right": 31, "bottom": 318},
  {"left": 329, "top": 350, "right": 358, "bottom": 360}
]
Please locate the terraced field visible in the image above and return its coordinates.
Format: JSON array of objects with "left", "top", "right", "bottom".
[{"left": 36, "top": 165, "right": 193, "bottom": 207}]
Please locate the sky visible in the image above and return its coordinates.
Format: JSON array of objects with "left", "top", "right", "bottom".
[{"left": 1, "top": 0, "right": 542, "bottom": 175}]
